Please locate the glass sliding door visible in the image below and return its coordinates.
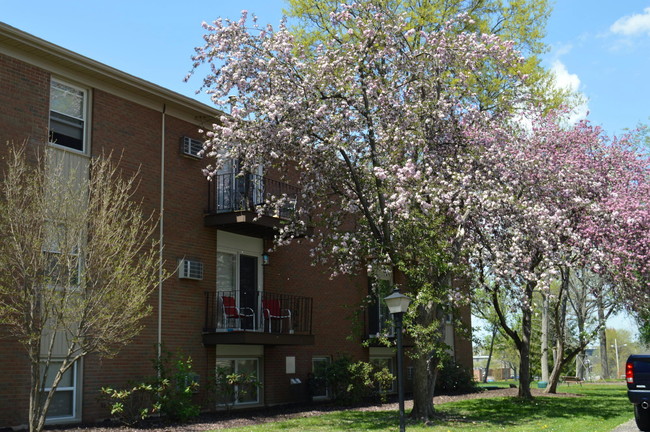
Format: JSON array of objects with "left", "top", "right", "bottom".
[{"left": 216, "top": 251, "right": 259, "bottom": 330}]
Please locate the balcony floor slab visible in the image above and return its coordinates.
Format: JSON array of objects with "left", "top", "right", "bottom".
[{"left": 202, "top": 330, "right": 315, "bottom": 346}]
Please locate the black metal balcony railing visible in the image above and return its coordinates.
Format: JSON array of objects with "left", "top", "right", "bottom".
[
  {"left": 207, "top": 173, "right": 300, "bottom": 218},
  {"left": 204, "top": 290, "right": 313, "bottom": 335}
]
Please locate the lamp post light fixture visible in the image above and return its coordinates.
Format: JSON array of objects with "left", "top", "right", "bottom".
[{"left": 384, "top": 288, "right": 411, "bottom": 432}]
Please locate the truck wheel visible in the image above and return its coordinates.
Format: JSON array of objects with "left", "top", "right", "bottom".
[{"left": 635, "top": 404, "right": 650, "bottom": 431}]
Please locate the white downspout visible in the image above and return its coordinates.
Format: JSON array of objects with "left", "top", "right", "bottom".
[{"left": 158, "top": 104, "right": 166, "bottom": 362}]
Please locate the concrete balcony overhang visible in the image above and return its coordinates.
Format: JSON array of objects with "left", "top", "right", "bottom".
[
  {"left": 203, "top": 210, "right": 285, "bottom": 238},
  {"left": 202, "top": 330, "right": 315, "bottom": 346}
]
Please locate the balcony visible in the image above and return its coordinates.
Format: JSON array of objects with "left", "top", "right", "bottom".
[
  {"left": 204, "top": 173, "right": 300, "bottom": 238},
  {"left": 363, "top": 305, "right": 414, "bottom": 347},
  {"left": 202, "top": 290, "right": 314, "bottom": 346},
  {"left": 364, "top": 306, "right": 395, "bottom": 346}
]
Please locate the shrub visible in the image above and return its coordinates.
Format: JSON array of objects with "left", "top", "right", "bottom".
[
  {"left": 435, "top": 357, "right": 479, "bottom": 394},
  {"left": 100, "top": 383, "right": 160, "bottom": 427},
  {"left": 101, "top": 348, "right": 200, "bottom": 426},
  {"left": 154, "top": 351, "right": 201, "bottom": 422},
  {"left": 313, "top": 354, "right": 395, "bottom": 405}
]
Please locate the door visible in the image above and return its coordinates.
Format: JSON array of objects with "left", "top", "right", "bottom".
[
  {"left": 239, "top": 254, "right": 258, "bottom": 329},
  {"left": 216, "top": 251, "right": 259, "bottom": 330}
]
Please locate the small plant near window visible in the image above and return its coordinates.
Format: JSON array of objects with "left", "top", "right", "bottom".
[
  {"left": 214, "top": 366, "right": 261, "bottom": 413},
  {"left": 153, "top": 349, "right": 201, "bottom": 422},
  {"left": 313, "top": 354, "right": 395, "bottom": 405},
  {"left": 372, "top": 365, "right": 396, "bottom": 403},
  {"left": 100, "top": 383, "right": 161, "bottom": 427},
  {"left": 100, "top": 347, "right": 200, "bottom": 425}
]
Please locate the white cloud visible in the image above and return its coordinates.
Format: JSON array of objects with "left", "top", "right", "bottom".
[
  {"left": 551, "top": 60, "right": 581, "bottom": 92},
  {"left": 610, "top": 7, "right": 650, "bottom": 36},
  {"left": 550, "top": 60, "right": 589, "bottom": 125}
]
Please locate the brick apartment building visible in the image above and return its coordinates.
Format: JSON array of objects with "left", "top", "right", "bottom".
[{"left": 0, "top": 22, "right": 472, "bottom": 429}]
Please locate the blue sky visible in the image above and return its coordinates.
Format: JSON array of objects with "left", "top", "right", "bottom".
[
  {"left": 3, "top": 1, "right": 649, "bottom": 136},
  {"left": 2, "top": 1, "right": 647, "bottom": 333}
]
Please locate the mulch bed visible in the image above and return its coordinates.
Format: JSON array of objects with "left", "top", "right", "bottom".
[{"left": 45, "top": 387, "right": 579, "bottom": 432}]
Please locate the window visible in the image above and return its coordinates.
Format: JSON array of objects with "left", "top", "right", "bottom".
[
  {"left": 44, "top": 250, "right": 80, "bottom": 288},
  {"left": 370, "top": 357, "right": 396, "bottom": 393},
  {"left": 311, "top": 357, "right": 331, "bottom": 400},
  {"left": 43, "top": 223, "right": 81, "bottom": 289},
  {"left": 368, "top": 270, "right": 394, "bottom": 338},
  {"left": 216, "top": 358, "right": 259, "bottom": 405},
  {"left": 49, "top": 80, "right": 87, "bottom": 152},
  {"left": 41, "top": 360, "right": 79, "bottom": 420}
]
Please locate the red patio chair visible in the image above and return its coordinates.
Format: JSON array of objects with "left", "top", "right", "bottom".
[
  {"left": 222, "top": 295, "right": 255, "bottom": 330},
  {"left": 262, "top": 298, "right": 292, "bottom": 333}
]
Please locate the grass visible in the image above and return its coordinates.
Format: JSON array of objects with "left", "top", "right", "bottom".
[{"left": 215, "top": 384, "right": 633, "bottom": 432}]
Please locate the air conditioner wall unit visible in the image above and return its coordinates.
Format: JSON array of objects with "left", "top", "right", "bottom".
[
  {"left": 182, "top": 136, "right": 203, "bottom": 158},
  {"left": 179, "top": 259, "right": 204, "bottom": 280}
]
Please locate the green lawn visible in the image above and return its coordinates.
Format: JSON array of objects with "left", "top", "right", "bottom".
[{"left": 216, "top": 384, "right": 633, "bottom": 432}]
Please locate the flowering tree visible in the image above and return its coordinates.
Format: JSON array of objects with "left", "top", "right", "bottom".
[
  {"left": 187, "top": 3, "right": 532, "bottom": 419},
  {"left": 464, "top": 113, "right": 650, "bottom": 397},
  {"left": 285, "top": 0, "right": 566, "bottom": 109}
]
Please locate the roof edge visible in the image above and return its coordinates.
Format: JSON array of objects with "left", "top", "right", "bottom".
[{"left": 0, "top": 21, "right": 221, "bottom": 118}]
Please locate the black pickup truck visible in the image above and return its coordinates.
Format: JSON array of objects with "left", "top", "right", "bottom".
[{"left": 627, "top": 355, "right": 650, "bottom": 430}]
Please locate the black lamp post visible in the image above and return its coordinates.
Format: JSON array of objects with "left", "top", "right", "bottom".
[{"left": 384, "top": 288, "right": 411, "bottom": 432}]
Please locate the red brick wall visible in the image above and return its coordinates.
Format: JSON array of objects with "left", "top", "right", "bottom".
[
  {"left": 0, "top": 53, "right": 49, "bottom": 147},
  {"left": 81, "top": 92, "right": 216, "bottom": 421},
  {"left": 0, "top": 52, "right": 50, "bottom": 429},
  {"left": 262, "top": 239, "right": 368, "bottom": 405},
  {"left": 454, "top": 302, "right": 474, "bottom": 371},
  {"left": 0, "top": 53, "right": 220, "bottom": 426}
]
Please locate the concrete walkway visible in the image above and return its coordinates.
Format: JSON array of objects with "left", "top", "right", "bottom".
[{"left": 611, "top": 418, "right": 637, "bottom": 432}]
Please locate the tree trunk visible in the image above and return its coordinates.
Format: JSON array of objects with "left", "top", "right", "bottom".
[
  {"left": 518, "top": 299, "right": 533, "bottom": 399},
  {"left": 407, "top": 268, "right": 455, "bottom": 422},
  {"left": 546, "top": 270, "right": 568, "bottom": 394},
  {"left": 598, "top": 298, "right": 610, "bottom": 379},
  {"left": 546, "top": 337, "right": 565, "bottom": 393},
  {"left": 410, "top": 354, "right": 437, "bottom": 420},
  {"left": 489, "top": 279, "right": 534, "bottom": 399},
  {"left": 484, "top": 325, "right": 497, "bottom": 383},
  {"left": 541, "top": 292, "right": 550, "bottom": 382},
  {"left": 575, "top": 285, "right": 587, "bottom": 380},
  {"left": 29, "top": 359, "right": 41, "bottom": 432},
  {"left": 409, "top": 297, "right": 443, "bottom": 421}
]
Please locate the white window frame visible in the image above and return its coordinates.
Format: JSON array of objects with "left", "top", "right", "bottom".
[
  {"left": 216, "top": 357, "right": 260, "bottom": 406},
  {"left": 311, "top": 356, "right": 331, "bottom": 400},
  {"left": 42, "top": 222, "right": 82, "bottom": 290},
  {"left": 41, "top": 360, "right": 80, "bottom": 422},
  {"left": 49, "top": 79, "right": 89, "bottom": 154},
  {"left": 369, "top": 268, "right": 394, "bottom": 338}
]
